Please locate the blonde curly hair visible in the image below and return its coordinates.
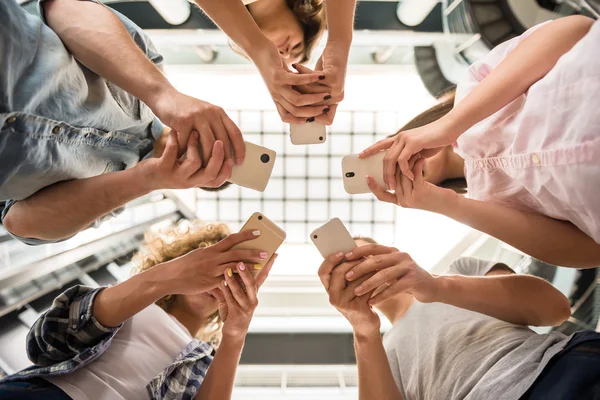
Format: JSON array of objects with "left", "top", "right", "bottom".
[{"left": 131, "top": 220, "right": 230, "bottom": 347}]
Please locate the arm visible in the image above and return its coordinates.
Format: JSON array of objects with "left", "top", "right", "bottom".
[
  {"left": 440, "top": 194, "right": 600, "bottom": 269},
  {"left": 355, "top": 331, "right": 403, "bottom": 400},
  {"left": 195, "top": 335, "right": 245, "bottom": 400},
  {"left": 324, "top": 0, "right": 357, "bottom": 49},
  {"left": 445, "top": 16, "right": 594, "bottom": 137}
]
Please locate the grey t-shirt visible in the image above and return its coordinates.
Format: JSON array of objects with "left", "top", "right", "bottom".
[{"left": 382, "top": 257, "right": 573, "bottom": 400}]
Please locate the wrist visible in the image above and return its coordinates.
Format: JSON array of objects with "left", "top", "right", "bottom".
[
  {"left": 141, "top": 78, "right": 176, "bottom": 113},
  {"left": 243, "top": 35, "right": 274, "bottom": 63},
  {"left": 221, "top": 331, "right": 247, "bottom": 347},
  {"left": 426, "top": 187, "right": 462, "bottom": 215},
  {"left": 353, "top": 326, "right": 381, "bottom": 343},
  {"left": 132, "top": 159, "right": 163, "bottom": 193}
]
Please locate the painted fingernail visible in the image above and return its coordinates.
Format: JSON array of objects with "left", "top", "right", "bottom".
[
  {"left": 355, "top": 285, "right": 363, "bottom": 294},
  {"left": 252, "top": 230, "right": 261, "bottom": 236},
  {"left": 323, "top": 107, "right": 330, "bottom": 113},
  {"left": 260, "top": 252, "right": 269, "bottom": 259},
  {"left": 306, "top": 117, "right": 315, "bottom": 123},
  {"left": 223, "top": 280, "right": 228, "bottom": 287},
  {"left": 318, "top": 75, "right": 326, "bottom": 80},
  {"left": 226, "top": 268, "right": 233, "bottom": 278},
  {"left": 324, "top": 95, "right": 332, "bottom": 100},
  {"left": 346, "top": 271, "right": 354, "bottom": 279},
  {"left": 254, "top": 263, "right": 263, "bottom": 270},
  {"left": 238, "top": 262, "right": 246, "bottom": 271},
  {"left": 345, "top": 252, "right": 353, "bottom": 258}
]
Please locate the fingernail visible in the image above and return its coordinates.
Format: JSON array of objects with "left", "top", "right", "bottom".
[
  {"left": 346, "top": 271, "right": 354, "bottom": 279},
  {"left": 227, "top": 159, "right": 234, "bottom": 167},
  {"left": 254, "top": 263, "right": 263, "bottom": 270},
  {"left": 292, "top": 63, "right": 298, "bottom": 69},
  {"left": 318, "top": 75, "right": 325, "bottom": 80},
  {"left": 324, "top": 95, "right": 332, "bottom": 100},
  {"left": 260, "top": 252, "right": 269, "bottom": 259},
  {"left": 323, "top": 107, "right": 330, "bottom": 113},
  {"left": 336, "top": 252, "right": 344, "bottom": 258},
  {"left": 226, "top": 268, "right": 233, "bottom": 278},
  {"left": 223, "top": 280, "right": 228, "bottom": 287},
  {"left": 359, "top": 151, "right": 364, "bottom": 157},
  {"left": 252, "top": 230, "right": 261, "bottom": 236},
  {"left": 345, "top": 252, "right": 353, "bottom": 258},
  {"left": 237, "top": 157, "right": 244, "bottom": 164},
  {"left": 355, "top": 285, "right": 363, "bottom": 294},
  {"left": 238, "top": 262, "right": 246, "bottom": 271},
  {"left": 306, "top": 117, "right": 315, "bottom": 123}
]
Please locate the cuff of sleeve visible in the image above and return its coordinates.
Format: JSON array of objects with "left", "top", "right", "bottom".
[
  {"left": 69, "top": 287, "right": 122, "bottom": 335},
  {"left": 151, "top": 116, "right": 165, "bottom": 142}
]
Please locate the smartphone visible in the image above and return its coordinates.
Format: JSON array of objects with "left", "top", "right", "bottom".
[
  {"left": 231, "top": 212, "right": 286, "bottom": 274},
  {"left": 310, "top": 218, "right": 357, "bottom": 259},
  {"left": 341, "top": 151, "right": 387, "bottom": 194},
  {"left": 289, "top": 123, "right": 327, "bottom": 145},
  {"left": 229, "top": 142, "right": 276, "bottom": 192}
]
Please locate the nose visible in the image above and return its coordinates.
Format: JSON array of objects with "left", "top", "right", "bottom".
[{"left": 278, "top": 44, "right": 290, "bottom": 59}]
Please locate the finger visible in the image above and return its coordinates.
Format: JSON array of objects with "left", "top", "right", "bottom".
[
  {"left": 190, "top": 140, "right": 224, "bottom": 183},
  {"left": 277, "top": 97, "right": 325, "bottom": 119},
  {"left": 347, "top": 253, "right": 407, "bottom": 284},
  {"left": 356, "top": 262, "right": 414, "bottom": 296},
  {"left": 407, "top": 153, "right": 420, "bottom": 172},
  {"left": 218, "top": 248, "right": 269, "bottom": 265},
  {"left": 313, "top": 104, "right": 337, "bottom": 126},
  {"left": 236, "top": 262, "right": 258, "bottom": 303},
  {"left": 413, "top": 157, "right": 426, "bottom": 184},
  {"left": 398, "top": 145, "right": 416, "bottom": 181},
  {"left": 161, "top": 130, "right": 179, "bottom": 166},
  {"left": 212, "top": 229, "right": 262, "bottom": 252},
  {"left": 197, "top": 127, "right": 216, "bottom": 168},
  {"left": 317, "top": 251, "right": 345, "bottom": 290},
  {"left": 400, "top": 172, "right": 413, "bottom": 198},
  {"left": 369, "top": 277, "right": 414, "bottom": 305},
  {"left": 358, "top": 138, "right": 395, "bottom": 159},
  {"left": 181, "top": 131, "right": 203, "bottom": 176},
  {"left": 384, "top": 144, "right": 402, "bottom": 191},
  {"left": 280, "top": 87, "right": 331, "bottom": 107},
  {"left": 344, "top": 243, "right": 397, "bottom": 262},
  {"left": 275, "top": 102, "right": 307, "bottom": 124},
  {"left": 220, "top": 114, "right": 245, "bottom": 165},
  {"left": 341, "top": 274, "right": 375, "bottom": 303},
  {"left": 329, "top": 259, "right": 363, "bottom": 294},
  {"left": 292, "top": 63, "right": 315, "bottom": 74},
  {"left": 255, "top": 253, "right": 277, "bottom": 288},
  {"left": 210, "top": 120, "right": 232, "bottom": 163},
  {"left": 280, "top": 71, "right": 325, "bottom": 86},
  {"left": 209, "top": 288, "right": 225, "bottom": 303},
  {"left": 224, "top": 267, "right": 250, "bottom": 309},
  {"left": 367, "top": 176, "right": 397, "bottom": 204},
  {"left": 220, "top": 279, "right": 239, "bottom": 308}
]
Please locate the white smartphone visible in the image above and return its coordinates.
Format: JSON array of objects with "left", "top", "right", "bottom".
[
  {"left": 231, "top": 212, "right": 287, "bottom": 275},
  {"left": 310, "top": 218, "right": 357, "bottom": 259},
  {"left": 229, "top": 142, "right": 276, "bottom": 192},
  {"left": 341, "top": 151, "right": 387, "bottom": 194},
  {"left": 289, "top": 123, "right": 327, "bottom": 145}
]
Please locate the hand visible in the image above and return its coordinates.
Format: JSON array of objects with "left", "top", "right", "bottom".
[
  {"left": 211, "top": 255, "right": 277, "bottom": 339},
  {"left": 292, "top": 63, "right": 344, "bottom": 126},
  {"left": 150, "top": 89, "right": 245, "bottom": 165},
  {"left": 137, "top": 130, "right": 233, "bottom": 190},
  {"left": 250, "top": 42, "right": 330, "bottom": 123},
  {"left": 360, "top": 117, "right": 458, "bottom": 184},
  {"left": 162, "top": 229, "right": 270, "bottom": 296},
  {"left": 367, "top": 157, "right": 457, "bottom": 213},
  {"left": 318, "top": 252, "right": 381, "bottom": 337},
  {"left": 309, "top": 43, "right": 348, "bottom": 125},
  {"left": 341, "top": 244, "right": 438, "bottom": 305}
]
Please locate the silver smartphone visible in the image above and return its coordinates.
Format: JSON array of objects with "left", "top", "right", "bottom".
[
  {"left": 289, "top": 123, "right": 327, "bottom": 145},
  {"left": 341, "top": 152, "right": 387, "bottom": 194},
  {"left": 310, "top": 218, "right": 357, "bottom": 259},
  {"left": 229, "top": 142, "right": 276, "bottom": 192}
]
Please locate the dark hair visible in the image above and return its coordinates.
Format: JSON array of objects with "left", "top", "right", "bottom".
[
  {"left": 199, "top": 182, "right": 232, "bottom": 192},
  {"left": 285, "top": 0, "right": 327, "bottom": 63},
  {"left": 391, "top": 86, "right": 467, "bottom": 194}
]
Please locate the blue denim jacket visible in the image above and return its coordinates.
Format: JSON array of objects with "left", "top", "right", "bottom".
[
  {"left": 0, "top": 285, "right": 215, "bottom": 400},
  {"left": 0, "top": 0, "right": 164, "bottom": 244}
]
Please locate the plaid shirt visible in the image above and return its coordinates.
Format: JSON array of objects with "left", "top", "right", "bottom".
[{"left": 0, "top": 286, "right": 215, "bottom": 400}]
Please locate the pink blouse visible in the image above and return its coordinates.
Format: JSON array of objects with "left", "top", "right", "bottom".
[{"left": 454, "top": 20, "right": 600, "bottom": 244}]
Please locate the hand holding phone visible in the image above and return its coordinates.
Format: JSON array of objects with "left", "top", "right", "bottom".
[
  {"left": 311, "top": 218, "right": 357, "bottom": 259},
  {"left": 228, "top": 142, "right": 276, "bottom": 192},
  {"left": 341, "top": 152, "right": 387, "bottom": 194},
  {"left": 289, "top": 123, "right": 327, "bottom": 145}
]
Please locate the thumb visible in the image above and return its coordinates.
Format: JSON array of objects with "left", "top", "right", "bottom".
[
  {"left": 210, "top": 289, "right": 225, "bottom": 303},
  {"left": 292, "top": 63, "right": 315, "bottom": 74}
]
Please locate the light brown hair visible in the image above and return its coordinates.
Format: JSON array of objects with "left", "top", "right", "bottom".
[
  {"left": 286, "top": 0, "right": 327, "bottom": 63},
  {"left": 131, "top": 221, "right": 230, "bottom": 346}
]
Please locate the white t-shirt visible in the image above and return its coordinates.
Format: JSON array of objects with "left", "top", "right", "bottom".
[
  {"left": 382, "top": 257, "right": 573, "bottom": 400},
  {"left": 46, "top": 304, "right": 193, "bottom": 400}
]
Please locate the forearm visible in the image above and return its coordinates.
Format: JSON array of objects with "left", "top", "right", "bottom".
[
  {"left": 325, "top": 0, "right": 357, "bottom": 48},
  {"left": 436, "top": 195, "right": 600, "bottom": 269},
  {"left": 432, "top": 273, "right": 570, "bottom": 326},
  {"left": 354, "top": 331, "right": 403, "bottom": 400},
  {"left": 42, "top": 0, "right": 174, "bottom": 109},
  {"left": 195, "top": 334, "right": 245, "bottom": 400},
  {"left": 3, "top": 167, "right": 152, "bottom": 241},
  {"left": 93, "top": 265, "right": 172, "bottom": 327},
  {"left": 445, "top": 16, "right": 594, "bottom": 137},
  {"left": 192, "top": 0, "right": 267, "bottom": 59}
]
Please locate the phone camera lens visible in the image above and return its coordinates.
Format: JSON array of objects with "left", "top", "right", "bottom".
[
  {"left": 345, "top": 172, "right": 355, "bottom": 178},
  {"left": 319, "top": 136, "right": 324, "bottom": 141},
  {"left": 258, "top": 215, "right": 263, "bottom": 220},
  {"left": 260, "top": 154, "right": 270, "bottom": 163},
  {"left": 313, "top": 234, "right": 318, "bottom": 239}
]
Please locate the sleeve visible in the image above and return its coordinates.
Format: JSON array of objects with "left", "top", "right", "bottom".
[
  {"left": 37, "top": 0, "right": 164, "bottom": 69},
  {"left": 26, "top": 285, "right": 122, "bottom": 366},
  {"left": 151, "top": 116, "right": 166, "bottom": 142},
  {"left": 455, "top": 20, "right": 554, "bottom": 104},
  {"left": 443, "top": 257, "right": 497, "bottom": 277}
]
